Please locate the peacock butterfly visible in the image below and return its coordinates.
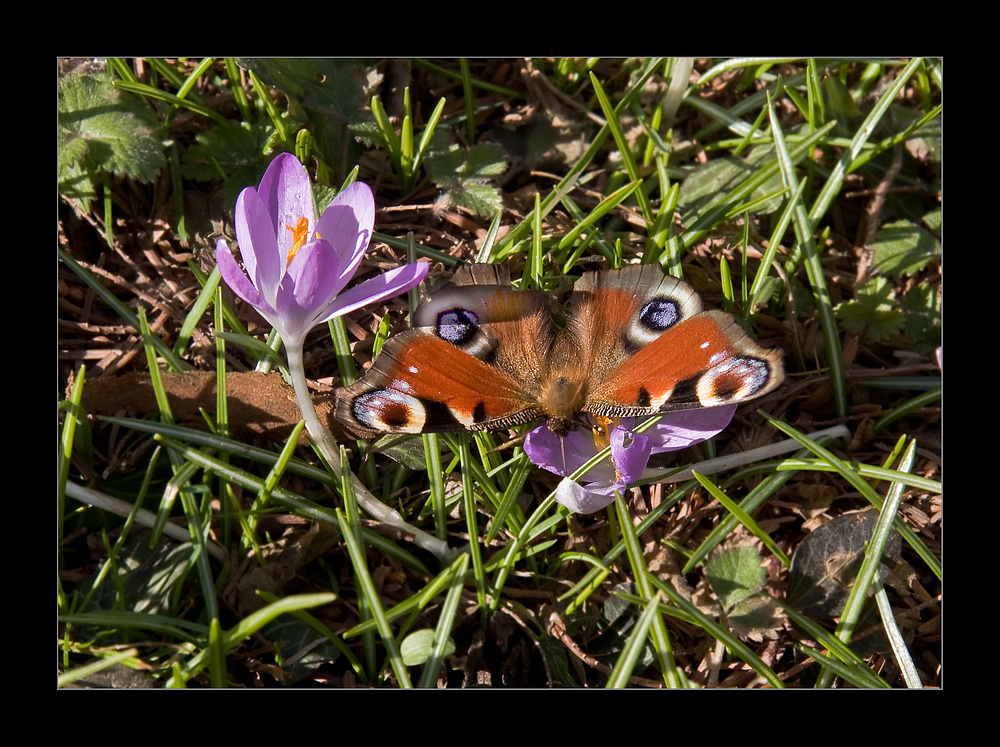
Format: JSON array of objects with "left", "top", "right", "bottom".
[{"left": 334, "top": 263, "right": 784, "bottom": 438}]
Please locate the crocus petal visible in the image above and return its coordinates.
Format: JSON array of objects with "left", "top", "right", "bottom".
[
  {"left": 317, "top": 262, "right": 430, "bottom": 323},
  {"left": 235, "top": 187, "right": 282, "bottom": 304},
  {"left": 285, "top": 239, "right": 344, "bottom": 310},
  {"left": 216, "top": 238, "right": 275, "bottom": 316},
  {"left": 647, "top": 405, "right": 737, "bottom": 454},
  {"left": 523, "top": 427, "right": 618, "bottom": 484},
  {"left": 316, "top": 182, "right": 375, "bottom": 286},
  {"left": 523, "top": 426, "right": 569, "bottom": 476},
  {"left": 610, "top": 427, "right": 652, "bottom": 483},
  {"left": 526, "top": 405, "right": 743, "bottom": 512},
  {"left": 269, "top": 238, "right": 344, "bottom": 343},
  {"left": 554, "top": 478, "right": 616, "bottom": 514},
  {"left": 256, "top": 153, "right": 316, "bottom": 262},
  {"left": 217, "top": 154, "right": 429, "bottom": 357},
  {"left": 523, "top": 426, "right": 583, "bottom": 477}
]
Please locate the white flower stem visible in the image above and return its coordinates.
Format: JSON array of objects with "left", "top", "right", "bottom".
[{"left": 285, "top": 343, "right": 454, "bottom": 562}]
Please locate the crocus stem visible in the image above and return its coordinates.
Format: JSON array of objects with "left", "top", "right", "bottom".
[{"left": 285, "top": 342, "right": 455, "bottom": 562}]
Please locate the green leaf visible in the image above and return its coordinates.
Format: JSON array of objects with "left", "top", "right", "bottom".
[
  {"left": 58, "top": 71, "right": 166, "bottom": 201},
  {"left": 401, "top": 628, "right": 455, "bottom": 666},
  {"left": 704, "top": 542, "right": 767, "bottom": 612},
  {"left": 727, "top": 593, "right": 783, "bottom": 642},
  {"left": 677, "top": 145, "right": 787, "bottom": 221},
  {"left": 900, "top": 282, "right": 941, "bottom": 353},
  {"left": 869, "top": 219, "right": 941, "bottom": 276},
  {"left": 180, "top": 119, "right": 276, "bottom": 207},
  {"left": 376, "top": 434, "right": 434, "bottom": 472},
  {"left": 235, "top": 58, "right": 380, "bottom": 182},
  {"left": 425, "top": 141, "right": 508, "bottom": 217},
  {"left": 922, "top": 207, "right": 941, "bottom": 233},
  {"left": 348, "top": 120, "right": 383, "bottom": 148},
  {"left": 898, "top": 105, "right": 941, "bottom": 165},
  {"left": 835, "top": 276, "right": 905, "bottom": 342},
  {"left": 464, "top": 141, "right": 509, "bottom": 177}
]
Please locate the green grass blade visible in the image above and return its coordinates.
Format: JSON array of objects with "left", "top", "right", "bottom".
[
  {"left": 762, "top": 415, "right": 941, "bottom": 581},
  {"left": 613, "top": 492, "right": 680, "bottom": 687},
  {"left": 692, "top": 471, "right": 791, "bottom": 568}
]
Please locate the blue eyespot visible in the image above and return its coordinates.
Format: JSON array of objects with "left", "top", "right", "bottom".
[
  {"left": 639, "top": 298, "right": 680, "bottom": 332},
  {"left": 436, "top": 308, "right": 480, "bottom": 345}
]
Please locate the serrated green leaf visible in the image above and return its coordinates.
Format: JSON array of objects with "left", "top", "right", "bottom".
[
  {"left": 425, "top": 141, "right": 465, "bottom": 177},
  {"left": 348, "top": 120, "right": 383, "bottom": 148},
  {"left": 450, "top": 183, "right": 505, "bottom": 216},
  {"left": 425, "top": 141, "right": 508, "bottom": 218},
  {"left": 728, "top": 593, "right": 783, "bottom": 642},
  {"left": 57, "top": 71, "right": 166, "bottom": 193},
  {"left": 180, "top": 119, "right": 276, "bottom": 208},
  {"left": 463, "top": 142, "right": 508, "bottom": 177},
  {"left": 835, "top": 276, "right": 905, "bottom": 341},
  {"left": 58, "top": 159, "right": 99, "bottom": 205},
  {"left": 58, "top": 134, "right": 90, "bottom": 175}
]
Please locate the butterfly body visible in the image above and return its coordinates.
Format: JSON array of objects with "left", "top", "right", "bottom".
[{"left": 335, "top": 264, "right": 784, "bottom": 437}]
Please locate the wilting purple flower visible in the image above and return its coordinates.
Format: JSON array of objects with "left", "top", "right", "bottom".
[
  {"left": 525, "top": 405, "right": 739, "bottom": 514},
  {"left": 216, "top": 153, "right": 428, "bottom": 347}
]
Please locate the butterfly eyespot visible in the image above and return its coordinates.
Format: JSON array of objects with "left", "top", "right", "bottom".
[
  {"left": 639, "top": 298, "right": 681, "bottom": 332},
  {"left": 436, "top": 308, "right": 480, "bottom": 345},
  {"left": 623, "top": 297, "right": 684, "bottom": 351},
  {"left": 351, "top": 388, "right": 427, "bottom": 431},
  {"left": 696, "top": 356, "right": 774, "bottom": 405}
]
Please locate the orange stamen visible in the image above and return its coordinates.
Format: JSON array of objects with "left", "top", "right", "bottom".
[
  {"left": 591, "top": 415, "right": 619, "bottom": 450},
  {"left": 285, "top": 217, "right": 311, "bottom": 265},
  {"left": 591, "top": 415, "right": 624, "bottom": 482}
]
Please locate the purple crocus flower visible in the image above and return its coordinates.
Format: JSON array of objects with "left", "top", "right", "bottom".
[
  {"left": 211, "top": 153, "right": 458, "bottom": 561},
  {"left": 215, "top": 153, "right": 428, "bottom": 347},
  {"left": 525, "top": 405, "right": 739, "bottom": 514}
]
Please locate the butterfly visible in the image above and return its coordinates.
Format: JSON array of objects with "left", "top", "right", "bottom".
[{"left": 334, "top": 263, "right": 784, "bottom": 438}]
